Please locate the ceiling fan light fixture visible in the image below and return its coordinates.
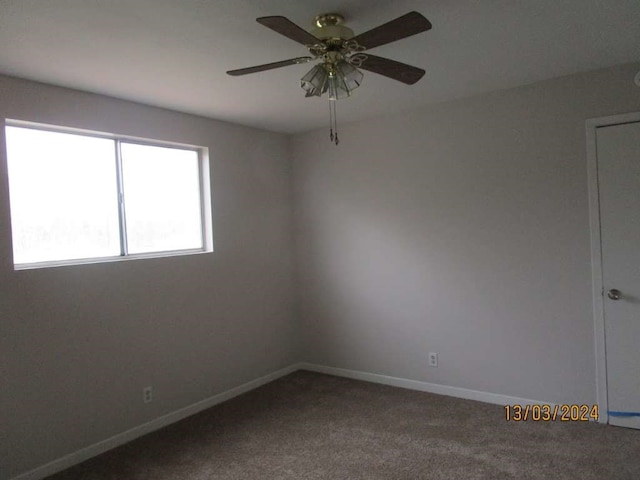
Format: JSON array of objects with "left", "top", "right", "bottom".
[
  {"left": 301, "top": 61, "right": 362, "bottom": 100},
  {"left": 300, "top": 59, "right": 364, "bottom": 145}
]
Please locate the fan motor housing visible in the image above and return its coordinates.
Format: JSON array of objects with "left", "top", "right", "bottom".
[{"left": 311, "top": 13, "right": 354, "bottom": 40}]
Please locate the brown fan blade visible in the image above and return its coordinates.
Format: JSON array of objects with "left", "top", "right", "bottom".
[
  {"left": 358, "top": 54, "right": 425, "bottom": 85},
  {"left": 256, "top": 16, "right": 319, "bottom": 45},
  {"left": 351, "top": 12, "right": 432, "bottom": 50},
  {"left": 227, "top": 57, "right": 313, "bottom": 76}
]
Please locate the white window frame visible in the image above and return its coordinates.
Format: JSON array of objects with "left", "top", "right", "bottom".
[{"left": 4, "top": 119, "right": 213, "bottom": 270}]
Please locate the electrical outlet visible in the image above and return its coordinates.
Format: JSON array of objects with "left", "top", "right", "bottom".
[
  {"left": 428, "top": 352, "right": 438, "bottom": 367},
  {"left": 143, "top": 386, "right": 153, "bottom": 403}
]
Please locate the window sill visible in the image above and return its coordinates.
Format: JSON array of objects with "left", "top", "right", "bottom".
[{"left": 13, "top": 248, "right": 213, "bottom": 271}]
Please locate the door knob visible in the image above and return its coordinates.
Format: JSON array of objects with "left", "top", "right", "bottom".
[{"left": 607, "top": 289, "right": 622, "bottom": 300}]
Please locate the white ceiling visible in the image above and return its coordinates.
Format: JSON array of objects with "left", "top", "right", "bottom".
[{"left": 0, "top": 0, "right": 639, "bottom": 134}]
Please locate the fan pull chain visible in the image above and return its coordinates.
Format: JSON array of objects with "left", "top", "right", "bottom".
[
  {"left": 328, "top": 99, "right": 339, "bottom": 145},
  {"left": 333, "top": 100, "right": 339, "bottom": 145},
  {"left": 329, "top": 99, "right": 334, "bottom": 143}
]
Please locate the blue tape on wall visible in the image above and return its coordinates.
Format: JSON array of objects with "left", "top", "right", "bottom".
[{"left": 608, "top": 411, "right": 640, "bottom": 417}]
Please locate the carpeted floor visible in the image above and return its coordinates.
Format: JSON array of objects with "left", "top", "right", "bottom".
[{"left": 46, "top": 370, "right": 640, "bottom": 479}]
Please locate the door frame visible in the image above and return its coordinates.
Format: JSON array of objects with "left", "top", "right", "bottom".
[{"left": 586, "top": 111, "right": 640, "bottom": 425}]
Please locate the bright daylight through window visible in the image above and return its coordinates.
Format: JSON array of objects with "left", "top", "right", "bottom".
[{"left": 4, "top": 123, "right": 211, "bottom": 268}]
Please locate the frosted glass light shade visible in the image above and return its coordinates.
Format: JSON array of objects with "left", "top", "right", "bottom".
[
  {"left": 336, "top": 60, "right": 363, "bottom": 91},
  {"left": 328, "top": 72, "right": 350, "bottom": 100},
  {"left": 301, "top": 64, "right": 328, "bottom": 97}
]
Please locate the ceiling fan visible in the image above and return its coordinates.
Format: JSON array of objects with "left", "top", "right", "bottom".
[{"left": 227, "top": 12, "right": 432, "bottom": 144}]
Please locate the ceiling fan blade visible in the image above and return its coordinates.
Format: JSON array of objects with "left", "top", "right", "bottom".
[
  {"left": 256, "top": 16, "right": 319, "bottom": 45},
  {"left": 351, "top": 11, "right": 432, "bottom": 50},
  {"left": 227, "top": 57, "right": 313, "bottom": 76},
  {"left": 358, "top": 54, "right": 425, "bottom": 85}
]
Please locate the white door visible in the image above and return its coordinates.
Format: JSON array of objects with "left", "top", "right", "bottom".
[{"left": 597, "top": 121, "right": 640, "bottom": 429}]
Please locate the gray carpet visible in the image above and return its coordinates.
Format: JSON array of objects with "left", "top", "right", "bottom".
[{"left": 46, "top": 370, "right": 640, "bottom": 479}]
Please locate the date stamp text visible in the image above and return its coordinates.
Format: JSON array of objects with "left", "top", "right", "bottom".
[{"left": 504, "top": 404, "right": 599, "bottom": 422}]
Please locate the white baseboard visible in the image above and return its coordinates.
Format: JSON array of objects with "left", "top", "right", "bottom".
[
  {"left": 12, "top": 362, "right": 554, "bottom": 480},
  {"left": 299, "top": 363, "right": 553, "bottom": 407},
  {"left": 11, "top": 364, "right": 300, "bottom": 480}
]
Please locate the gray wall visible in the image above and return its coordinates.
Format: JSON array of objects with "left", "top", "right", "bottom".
[
  {"left": 292, "top": 62, "right": 640, "bottom": 405},
  {"left": 0, "top": 75, "right": 296, "bottom": 479},
  {"left": 4, "top": 62, "right": 640, "bottom": 479}
]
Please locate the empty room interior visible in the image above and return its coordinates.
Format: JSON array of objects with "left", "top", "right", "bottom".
[{"left": 2, "top": 1, "right": 640, "bottom": 479}]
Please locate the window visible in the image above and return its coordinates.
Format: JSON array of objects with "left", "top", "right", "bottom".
[{"left": 4, "top": 121, "right": 212, "bottom": 269}]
